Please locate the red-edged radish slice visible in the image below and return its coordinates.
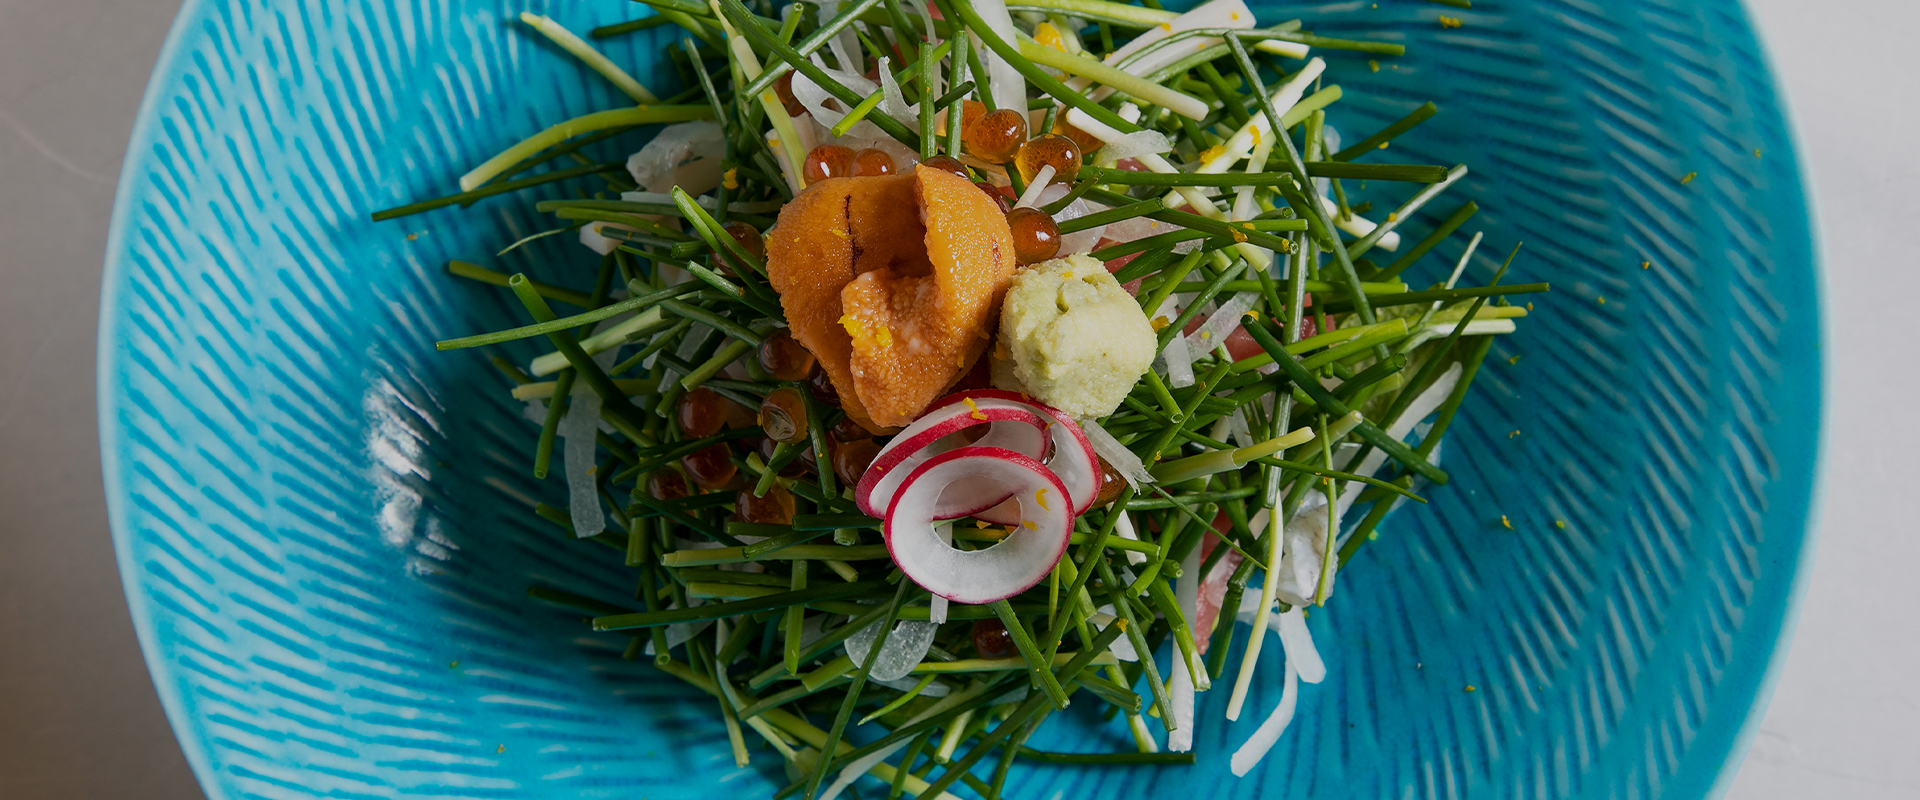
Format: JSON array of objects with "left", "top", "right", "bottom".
[
  {"left": 884, "top": 447, "right": 1073, "bottom": 604},
  {"left": 928, "top": 389, "right": 1101, "bottom": 516},
  {"left": 854, "top": 402, "right": 1048, "bottom": 518}
]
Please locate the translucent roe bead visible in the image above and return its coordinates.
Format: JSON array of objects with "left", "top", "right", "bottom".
[
  {"left": 735, "top": 485, "right": 797, "bottom": 525},
  {"left": 774, "top": 72, "right": 807, "bottom": 117},
  {"left": 965, "top": 108, "right": 1028, "bottom": 164},
  {"left": 1092, "top": 455, "right": 1126, "bottom": 508},
  {"left": 803, "top": 144, "right": 855, "bottom": 184},
  {"left": 957, "top": 100, "right": 986, "bottom": 138},
  {"left": 1014, "top": 133, "right": 1081, "bottom": 184},
  {"left": 973, "top": 182, "right": 1012, "bottom": 215},
  {"left": 1050, "top": 114, "right": 1105, "bottom": 156},
  {"left": 832, "top": 437, "right": 881, "bottom": 487},
  {"left": 681, "top": 442, "right": 738, "bottom": 490},
  {"left": 758, "top": 386, "right": 811, "bottom": 444},
  {"left": 718, "top": 221, "right": 765, "bottom": 275},
  {"left": 647, "top": 469, "right": 691, "bottom": 502},
  {"left": 808, "top": 370, "right": 839, "bottom": 406},
  {"left": 918, "top": 155, "right": 971, "bottom": 181},
  {"left": 756, "top": 438, "right": 808, "bottom": 477},
  {"left": 830, "top": 415, "right": 869, "bottom": 442},
  {"left": 678, "top": 387, "right": 727, "bottom": 438},
  {"left": 1005, "top": 207, "right": 1061, "bottom": 265},
  {"left": 851, "top": 148, "right": 896, "bottom": 177},
  {"left": 971, "top": 619, "right": 1017, "bottom": 659},
  {"left": 757, "top": 328, "right": 816, "bottom": 382}
]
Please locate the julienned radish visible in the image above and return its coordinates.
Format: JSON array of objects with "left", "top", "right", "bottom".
[{"left": 882, "top": 447, "right": 1075, "bottom": 604}]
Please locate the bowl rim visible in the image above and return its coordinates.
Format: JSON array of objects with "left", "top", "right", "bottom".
[{"left": 94, "top": 1, "right": 1829, "bottom": 798}]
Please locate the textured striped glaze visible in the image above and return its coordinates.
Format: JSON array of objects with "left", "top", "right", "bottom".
[{"left": 98, "top": 1, "right": 1820, "bottom": 798}]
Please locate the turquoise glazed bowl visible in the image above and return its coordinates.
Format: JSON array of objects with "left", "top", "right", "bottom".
[{"left": 99, "top": 1, "right": 1820, "bottom": 798}]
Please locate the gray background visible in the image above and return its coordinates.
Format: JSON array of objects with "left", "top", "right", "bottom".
[{"left": 0, "top": 0, "right": 1911, "bottom": 797}]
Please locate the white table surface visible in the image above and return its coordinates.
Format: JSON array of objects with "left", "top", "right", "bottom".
[{"left": 0, "top": 1, "right": 1912, "bottom": 797}]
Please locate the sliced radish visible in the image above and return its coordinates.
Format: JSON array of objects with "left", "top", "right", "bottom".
[
  {"left": 855, "top": 402, "right": 1048, "bottom": 518},
  {"left": 884, "top": 448, "right": 1073, "bottom": 604},
  {"left": 927, "top": 390, "right": 1101, "bottom": 516}
]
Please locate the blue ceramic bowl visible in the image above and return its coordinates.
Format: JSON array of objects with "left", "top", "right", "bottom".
[{"left": 100, "top": 1, "right": 1821, "bottom": 798}]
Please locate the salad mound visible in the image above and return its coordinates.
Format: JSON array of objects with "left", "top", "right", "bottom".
[{"left": 383, "top": 1, "right": 1552, "bottom": 797}]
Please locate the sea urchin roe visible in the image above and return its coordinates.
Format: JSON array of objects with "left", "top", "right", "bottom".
[
  {"left": 991, "top": 254, "right": 1157, "bottom": 418},
  {"left": 765, "top": 164, "right": 1018, "bottom": 430}
]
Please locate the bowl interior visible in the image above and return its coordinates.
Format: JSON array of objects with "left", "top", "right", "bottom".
[{"left": 100, "top": 1, "right": 1820, "bottom": 798}]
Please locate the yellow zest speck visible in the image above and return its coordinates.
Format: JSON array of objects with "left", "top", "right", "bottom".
[
  {"left": 1526, "top": 302, "right": 1534, "bottom": 311},
  {"left": 588, "top": 465, "right": 598, "bottom": 474},
  {"left": 1464, "top": 685, "right": 1476, "bottom": 693},
  {"left": 1555, "top": 520, "right": 1568, "bottom": 530},
  {"left": 1035, "top": 488, "right": 1050, "bottom": 511},
  {"left": 1508, "top": 430, "right": 1520, "bottom": 439},
  {"left": 1198, "top": 331, "right": 1212, "bottom": 340},
  {"left": 1062, "top": 271, "right": 1075, "bottom": 279},
  {"left": 723, "top": 168, "right": 739, "bottom": 190},
  {"left": 1754, "top": 148, "right": 1763, "bottom": 158},
  {"left": 497, "top": 744, "right": 507, "bottom": 753},
  {"left": 1116, "top": 617, "right": 1129, "bottom": 632},
  {"left": 1642, "top": 261, "right": 1651, "bottom": 269},
  {"left": 1250, "top": 127, "right": 1262, "bottom": 146},
  {"left": 1508, "top": 355, "right": 1521, "bottom": 365},
  {"left": 1369, "top": 59, "right": 1380, "bottom": 73},
  {"left": 1440, "top": 16, "right": 1463, "bottom": 28},
  {"left": 875, "top": 326, "right": 893, "bottom": 347},
  {"left": 1022, "top": 521, "right": 1037, "bottom": 530},
  {"left": 830, "top": 227, "right": 848, "bottom": 239},
  {"left": 1387, "top": 212, "right": 1399, "bottom": 222},
  {"left": 1500, "top": 515, "right": 1513, "bottom": 530},
  {"left": 1200, "top": 144, "right": 1226, "bottom": 162},
  {"left": 1035, "top": 22, "right": 1065, "bottom": 51},
  {"left": 1378, "top": 141, "right": 1390, "bottom": 150},
  {"left": 839, "top": 314, "right": 868, "bottom": 340},
  {"left": 1231, "top": 11, "right": 1242, "bottom": 21},
  {"left": 1244, "top": 310, "right": 1260, "bottom": 321},
  {"left": 1597, "top": 296, "right": 1607, "bottom": 305},
  {"left": 1151, "top": 315, "right": 1170, "bottom": 332},
  {"left": 975, "top": 520, "right": 990, "bottom": 529},
  {"left": 406, "top": 233, "right": 419, "bottom": 241},
  {"left": 1160, "top": 22, "right": 1173, "bottom": 32},
  {"left": 450, "top": 660, "right": 460, "bottom": 668},
  {"left": 963, "top": 397, "right": 987, "bottom": 421},
  {"left": 1680, "top": 172, "right": 1698, "bottom": 184}
]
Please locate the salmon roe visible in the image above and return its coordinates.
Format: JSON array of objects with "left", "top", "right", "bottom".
[
  {"left": 851, "top": 148, "right": 896, "bottom": 177},
  {"left": 918, "top": 155, "right": 971, "bottom": 181},
  {"left": 757, "top": 328, "right": 816, "bottom": 382},
  {"left": 1006, "top": 207, "right": 1061, "bottom": 265},
  {"left": 1014, "top": 133, "right": 1082, "bottom": 184},
  {"left": 965, "top": 108, "right": 1027, "bottom": 164},
  {"left": 803, "top": 144, "right": 855, "bottom": 184}
]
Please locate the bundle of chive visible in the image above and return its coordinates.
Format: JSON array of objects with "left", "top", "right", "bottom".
[{"left": 374, "top": 0, "right": 1545, "bottom": 796}]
